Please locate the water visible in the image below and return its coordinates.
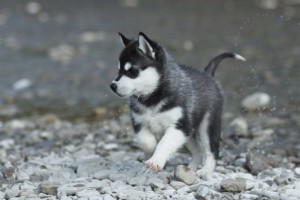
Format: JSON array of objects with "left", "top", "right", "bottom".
[{"left": 0, "top": 0, "right": 299, "bottom": 123}]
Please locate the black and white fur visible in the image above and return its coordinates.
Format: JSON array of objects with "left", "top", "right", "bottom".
[{"left": 110, "top": 32, "right": 245, "bottom": 177}]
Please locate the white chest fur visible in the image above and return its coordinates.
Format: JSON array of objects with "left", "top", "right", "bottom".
[{"left": 132, "top": 101, "right": 183, "bottom": 135}]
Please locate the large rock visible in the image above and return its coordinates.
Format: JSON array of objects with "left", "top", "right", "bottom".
[
  {"left": 174, "top": 165, "right": 197, "bottom": 185},
  {"left": 220, "top": 178, "right": 255, "bottom": 192},
  {"left": 40, "top": 181, "right": 60, "bottom": 195},
  {"left": 241, "top": 92, "right": 271, "bottom": 111},
  {"left": 246, "top": 152, "right": 271, "bottom": 175}
]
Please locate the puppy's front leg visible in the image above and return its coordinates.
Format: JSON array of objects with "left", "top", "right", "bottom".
[{"left": 145, "top": 126, "right": 187, "bottom": 172}]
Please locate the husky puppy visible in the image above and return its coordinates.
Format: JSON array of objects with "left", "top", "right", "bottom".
[{"left": 110, "top": 32, "right": 245, "bottom": 177}]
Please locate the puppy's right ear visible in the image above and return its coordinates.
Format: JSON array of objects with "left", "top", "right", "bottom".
[{"left": 118, "top": 32, "right": 132, "bottom": 46}]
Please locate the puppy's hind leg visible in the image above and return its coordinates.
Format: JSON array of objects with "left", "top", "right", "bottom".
[
  {"left": 186, "top": 138, "right": 202, "bottom": 171},
  {"left": 196, "top": 112, "right": 220, "bottom": 178}
]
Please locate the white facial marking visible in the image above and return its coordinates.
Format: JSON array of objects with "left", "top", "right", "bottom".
[
  {"left": 196, "top": 112, "right": 216, "bottom": 177},
  {"left": 114, "top": 67, "right": 159, "bottom": 97},
  {"left": 124, "top": 62, "right": 132, "bottom": 71}
]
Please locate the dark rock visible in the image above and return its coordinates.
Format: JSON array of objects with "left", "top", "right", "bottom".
[{"left": 246, "top": 152, "right": 271, "bottom": 175}]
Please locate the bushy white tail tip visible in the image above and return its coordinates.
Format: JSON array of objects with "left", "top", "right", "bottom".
[{"left": 234, "top": 54, "right": 246, "bottom": 61}]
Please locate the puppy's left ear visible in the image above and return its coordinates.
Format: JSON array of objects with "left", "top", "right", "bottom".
[
  {"left": 138, "top": 32, "right": 156, "bottom": 59},
  {"left": 119, "top": 32, "right": 132, "bottom": 46}
]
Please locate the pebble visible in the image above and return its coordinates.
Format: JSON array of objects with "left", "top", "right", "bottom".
[
  {"left": 170, "top": 180, "right": 186, "bottom": 190},
  {"left": 174, "top": 165, "right": 197, "bottom": 185},
  {"left": 195, "top": 185, "right": 223, "bottom": 199},
  {"left": 76, "top": 189, "right": 100, "bottom": 197},
  {"left": 220, "top": 178, "right": 255, "bottom": 192},
  {"left": 40, "top": 181, "right": 60, "bottom": 195},
  {"left": 103, "top": 194, "right": 115, "bottom": 200},
  {"left": 241, "top": 92, "right": 271, "bottom": 111},
  {"left": 295, "top": 167, "right": 300, "bottom": 175},
  {"left": 0, "top": 138, "right": 15, "bottom": 149},
  {"left": 246, "top": 152, "right": 271, "bottom": 175},
  {"left": 0, "top": 105, "right": 18, "bottom": 117},
  {"left": 0, "top": 113, "right": 299, "bottom": 200},
  {"left": 229, "top": 117, "right": 248, "bottom": 137},
  {"left": 12, "top": 78, "right": 32, "bottom": 91},
  {"left": 25, "top": 1, "right": 42, "bottom": 14}
]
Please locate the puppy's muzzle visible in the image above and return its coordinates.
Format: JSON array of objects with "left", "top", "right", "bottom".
[{"left": 110, "top": 82, "right": 117, "bottom": 92}]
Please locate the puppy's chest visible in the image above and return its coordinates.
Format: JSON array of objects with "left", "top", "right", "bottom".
[{"left": 131, "top": 103, "right": 182, "bottom": 134}]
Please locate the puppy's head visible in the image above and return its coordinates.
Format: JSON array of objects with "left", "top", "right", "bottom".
[{"left": 110, "top": 32, "right": 163, "bottom": 98}]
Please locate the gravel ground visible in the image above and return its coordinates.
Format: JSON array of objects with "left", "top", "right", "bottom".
[{"left": 1, "top": 93, "right": 300, "bottom": 200}]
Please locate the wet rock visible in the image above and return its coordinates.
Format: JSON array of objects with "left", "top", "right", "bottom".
[
  {"left": 220, "top": 178, "right": 255, "bottom": 192},
  {"left": 241, "top": 92, "right": 271, "bottom": 111},
  {"left": 229, "top": 117, "right": 248, "bottom": 137},
  {"left": 40, "top": 181, "right": 60, "bottom": 195},
  {"left": 174, "top": 165, "right": 197, "bottom": 185},
  {"left": 246, "top": 152, "right": 271, "bottom": 175},
  {"left": 195, "top": 185, "right": 223, "bottom": 199}
]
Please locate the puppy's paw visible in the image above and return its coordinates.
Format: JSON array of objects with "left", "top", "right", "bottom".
[
  {"left": 144, "top": 158, "right": 164, "bottom": 173},
  {"left": 196, "top": 167, "right": 213, "bottom": 179}
]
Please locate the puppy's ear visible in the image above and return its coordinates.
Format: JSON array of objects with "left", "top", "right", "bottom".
[
  {"left": 119, "top": 32, "right": 132, "bottom": 46},
  {"left": 138, "top": 32, "right": 155, "bottom": 59}
]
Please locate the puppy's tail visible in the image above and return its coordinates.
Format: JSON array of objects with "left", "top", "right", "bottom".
[{"left": 204, "top": 52, "right": 246, "bottom": 77}]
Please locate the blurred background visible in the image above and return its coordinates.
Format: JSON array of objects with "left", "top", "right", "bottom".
[{"left": 0, "top": 0, "right": 299, "bottom": 123}]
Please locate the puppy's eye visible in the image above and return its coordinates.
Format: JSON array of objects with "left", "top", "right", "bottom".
[{"left": 127, "top": 68, "right": 139, "bottom": 77}]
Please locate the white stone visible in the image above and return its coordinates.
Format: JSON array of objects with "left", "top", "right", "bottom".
[
  {"left": 241, "top": 92, "right": 271, "bottom": 111},
  {"left": 229, "top": 117, "right": 248, "bottom": 136},
  {"left": 196, "top": 185, "right": 223, "bottom": 199},
  {"left": 25, "top": 1, "right": 42, "bottom": 14},
  {"left": 94, "top": 169, "right": 113, "bottom": 180},
  {"left": 295, "top": 167, "right": 300, "bottom": 175},
  {"left": 12, "top": 78, "right": 32, "bottom": 90},
  {"left": 0, "top": 138, "right": 15, "bottom": 149},
  {"left": 60, "top": 196, "right": 72, "bottom": 200},
  {"left": 76, "top": 189, "right": 100, "bottom": 197},
  {"left": 228, "top": 172, "right": 254, "bottom": 181},
  {"left": 170, "top": 180, "right": 186, "bottom": 190},
  {"left": 103, "top": 194, "right": 115, "bottom": 200},
  {"left": 103, "top": 143, "right": 119, "bottom": 150}
]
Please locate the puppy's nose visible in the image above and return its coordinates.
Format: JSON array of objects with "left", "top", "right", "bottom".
[{"left": 110, "top": 83, "right": 117, "bottom": 91}]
